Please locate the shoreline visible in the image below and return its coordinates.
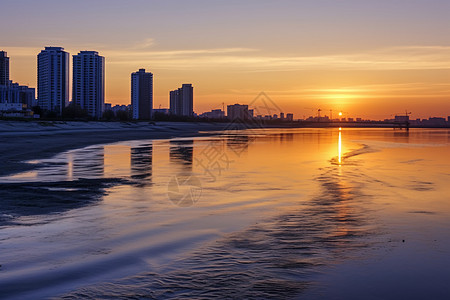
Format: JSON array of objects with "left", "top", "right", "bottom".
[{"left": 0, "top": 121, "right": 232, "bottom": 178}]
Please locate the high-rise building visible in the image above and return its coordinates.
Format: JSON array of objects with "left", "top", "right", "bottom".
[
  {"left": 169, "top": 90, "right": 181, "bottom": 116},
  {"left": 0, "top": 51, "right": 10, "bottom": 86},
  {"left": 169, "top": 84, "right": 193, "bottom": 117},
  {"left": 227, "top": 104, "right": 250, "bottom": 120},
  {"left": 37, "top": 47, "right": 69, "bottom": 114},
  {"left": 72, "top": 51, "right": 105, "bottom": 119},
  {"left": 131, "top": 68, "right": 153, "bottom": 119}
]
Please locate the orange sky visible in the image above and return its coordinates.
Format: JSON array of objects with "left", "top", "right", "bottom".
[{"left": 2, "top": 0, "right": 450, "bottom": 120}]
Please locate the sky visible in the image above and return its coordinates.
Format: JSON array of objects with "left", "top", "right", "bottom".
[{"left": 1, "top": 0, "right": 450, "bottom": 119}]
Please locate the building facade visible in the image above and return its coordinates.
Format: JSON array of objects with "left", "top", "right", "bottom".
[
  {"left": 169, "top": 84, "right": 193, "bottom": 117},
  {"left": 0, "top": 51, "right": 10, "bottom": 86},
  {"left": 131, "top": 68, "right": 153, "bottom": 119},
  {"left": 72, "top": 51, "right": 105, "bottom": 119},
  {"left": 37, "top": 47, "right": 69, "bottom": 114},
  {"left": 227, "top": 104, "right": 250, "bottom": 120},
  {"left": 0, "top": 83, "right": 35, "bottom": 108}
]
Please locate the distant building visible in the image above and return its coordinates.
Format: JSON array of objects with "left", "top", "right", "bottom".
[
  {"left": 37, "top": 47, "right": 69, "bottom": 114},
  {"left": 424, "top": 117, "right": 446, "bottom": 127},
  {"left": 227, "top": 104, "right": 250, "bottom": 120},
  {"left": 199, "top": 109, "right": 225, "bottom": 119},
  {"left": 112, "top": 104, "right": 130, "bottom": 114},
  {"left": 131, "top": 68, "right": 153, "bottom": 119},
  {"left": 0, "top": 103, "right": 24, "bottom": 111},
  {"left": 153, "top": 108, "right": 169, "bottom": 115},
  {"left": 104, "top": 103, "right": 112, "bottom": 111},
  {"left": 73, "top": 51, "right": 105, "bottom": 119},
  {"left": 169, "top": 84, "right": 193, "bottom": 117},
  {"left": 0, "top": 51, "right": 10, "bottom": 86},
  {"left": 394, "top": 115, "right": 409, "bottom": 123},
  {"left": 286, "top": 113, "right": 294, "bottom": 121},
  {"left": 0, "top": 82, "right": 35, "bottom": 108},
  {"left": 0, "top": 50, "right": 36, "bottom": 113},
  {"left": 280, "top": 112, "right": 285, "bottom": 120},
  {"left": 0, "top": 102, "right": 35, "bottom": 118}
]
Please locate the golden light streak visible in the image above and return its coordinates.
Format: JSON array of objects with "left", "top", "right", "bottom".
[{"left": 338, "top": 128, "right": 342, "bottom": 166}]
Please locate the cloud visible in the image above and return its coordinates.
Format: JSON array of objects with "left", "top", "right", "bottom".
[
  {"left": 6, "top": 44, "right": 450, "bottom": 72},
  {"left": 132, "top": 38, "right": 155, "bottom": 50},
  {"left": 104, "top": 45, "right": 450, "bottom": 72}
]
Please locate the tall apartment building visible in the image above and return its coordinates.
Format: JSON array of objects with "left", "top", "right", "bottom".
[
  {"left": 227, "top": 104, "right": 250, "bottom": 120},
  {"left": 131, "top": 68, "right": 153, "bottom": 119},
  {"left": 0, "top": 51, "right": 9, "bottom": 86},
  {"left": 169, "top": 84, "right": 193, "bottom": 117},
  {"left": 72, "top": 51, "right": 105, "bottom": 119},
  {"left": 37, "top": 47, "right": 69, "bottom": 114}
]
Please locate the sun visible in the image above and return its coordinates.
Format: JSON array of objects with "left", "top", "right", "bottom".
[{"left": 338, "top": 112, "right": 343, "bottom": 117}]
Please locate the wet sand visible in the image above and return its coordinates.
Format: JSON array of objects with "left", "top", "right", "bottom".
[{"left": 0, "top": 121, "right": 230, "bottom": 177}]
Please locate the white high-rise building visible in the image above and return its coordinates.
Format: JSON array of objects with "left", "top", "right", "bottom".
[
  {"left": 37, "top": 47, "right": 69, "bottom": 114},
  {"left": 72, "top": 51, "right": 105, "bottom": 119},
  {"left": 131, "top": 68, "right": 153, "bottom": 120}
]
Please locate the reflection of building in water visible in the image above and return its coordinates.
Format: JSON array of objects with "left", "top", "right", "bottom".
[
  {"left": 72, "top": 147, "right": 105, "bottom": 178},
  {"left": 37, "top": 156, "right": 70, "bottom": 180},
  {"left": 130, "top": 145, "right": 152, "bottom": 181},
  {"left": 170, "top": 140, "right": 194, "bottom": 169},
  {"left": 279, "top": 132, "right": 294, "bottom": 143},
  {"left": 338, "top": 129, "right": 342, "bottom": 165},
  {"left": 226, "top": 135, "right": 251, "bottom": 157}
]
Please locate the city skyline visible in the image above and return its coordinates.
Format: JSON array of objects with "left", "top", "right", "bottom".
[
  {"left": 2, "top": 2, "right": 450, "bottom": 298},
  {"left": 1, "top": 0, "right": 450, "bottom": 119}
]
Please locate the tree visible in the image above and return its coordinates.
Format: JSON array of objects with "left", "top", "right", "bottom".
[
  {"left": 62, "top": 103, "right": 89, "bottom": 119},
  {"left": 116, "top": 109, "right": 131, "bottom": 121},
  {"left": 102, "top": 109, "right": 115, "bottom": 121}
]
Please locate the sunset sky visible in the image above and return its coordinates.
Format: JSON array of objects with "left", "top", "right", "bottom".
[{"left": 1, "top": 0, "right": 450, "bottom": 119}]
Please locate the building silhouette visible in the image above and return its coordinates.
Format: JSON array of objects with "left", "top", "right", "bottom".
[
  {"left": 131, "top": 68, "right": 153, "bottom": 120},
  {"left": 72, "top": 51, "right": 105, "bottom": 119},
  {"left": 169, "top": 84, "right": 193, "bottom": 117},
  {"left": 37, "top": 47, "right": 69, "bottom": 114},
  {"left": 0, "top": 50, "right": 35, "bottom": 116},
  {"left": 286, "top": 113, "right": 294, "bottom": 121},
  {"left": 227, "top": 104, "right": 250, "bottom": 120},
  {"left": 0, "top": 51, "right": 9, "bottom": 86},
  {"left": 0, "top": 82, "right": 35, "bottom": 108},
  {"left": 199, "top": 109, "right": 225, "bottom": 119}
]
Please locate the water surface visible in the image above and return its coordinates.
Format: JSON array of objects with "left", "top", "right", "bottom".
[{"left": 0, "top": 128, "right": 449, "bottom": 299}]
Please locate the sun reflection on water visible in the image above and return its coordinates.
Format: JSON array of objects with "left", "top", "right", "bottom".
[{"left": 338, "top": 128, "right": 342, "bottom": 166}]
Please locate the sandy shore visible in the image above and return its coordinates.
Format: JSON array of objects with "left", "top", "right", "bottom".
[{"left": 0, "top": 120, "right": 231, "bottom": 177}]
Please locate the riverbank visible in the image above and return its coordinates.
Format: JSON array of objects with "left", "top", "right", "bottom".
[{"left": 0, "top": 121, "right": 232, "bottom": 177}]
